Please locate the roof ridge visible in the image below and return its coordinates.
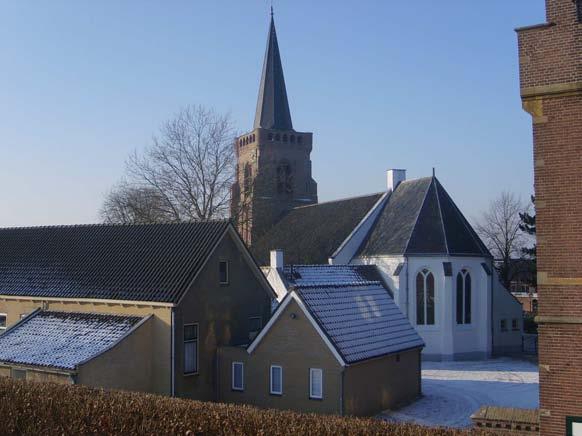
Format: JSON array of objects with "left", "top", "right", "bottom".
[
  {"left": 292, "top": 192, "right": 384, "bottom": 210},
  {"left": 295, "top": 281, "right": 383, "bottom": 289},
  {"left": 433, "top": 177, "right": 450, "bottom": 254},
  {"left": 0, "top": 219, "right": 231, "bottom": 232},
  {"left": 402, "top": 177, "right": 434, "bottom": 255}
]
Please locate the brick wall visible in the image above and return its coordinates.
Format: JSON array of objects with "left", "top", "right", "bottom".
[{"left": 517, "top": 1, "right": 582, "bottom": 435}]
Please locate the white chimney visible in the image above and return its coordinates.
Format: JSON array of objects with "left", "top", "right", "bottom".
[
  {"left": 270, "top": 249, "right": 284, "bottom": 269},
  {"left": 387, "top": 169, "right": 406, "bottom": 192}
]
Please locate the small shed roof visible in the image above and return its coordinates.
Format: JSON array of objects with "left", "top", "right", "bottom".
[
  {"left": 0, "top": 311, "right": 146, "bottom": 370},
  {"left": 296, "top": 283, "right": 424, "bottom": 364}
]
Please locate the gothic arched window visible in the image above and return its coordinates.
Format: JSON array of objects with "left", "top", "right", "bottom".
[
  {"left": 416, "top": 269, "right": 435, "bottom": 325},
  {"left": 456, "top": 269, "right": 471, "bottom": 324},
  {"left": 276, "top": 161, "right": 293, "bottom": 195}
]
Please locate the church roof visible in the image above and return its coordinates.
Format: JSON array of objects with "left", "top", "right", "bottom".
[
  {"left": 0, "top": 221, "right": 231, "bottom": 303},
  {"left": 358, "top": 177, "right": 491, "bottom": 257},
  {"left": 251, "top": 193, "right": 382, "bottom": 265},
  {"left": 254, "top": 13, "right": 293, "bottom": 130}
]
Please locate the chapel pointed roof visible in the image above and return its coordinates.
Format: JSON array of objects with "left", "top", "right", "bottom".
[
  {"left": 254, "top": 10, "right": 293, "bottom": 130},
  {"left": 358, "top": 177, "right": 492, "bottom": 257}
]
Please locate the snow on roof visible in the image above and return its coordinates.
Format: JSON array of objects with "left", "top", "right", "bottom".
[
  {"left": 283, "top": 264, "right": 383, "bottom": 288},
  {"left": 295, "top": 282, "right": 424, "bottom": 363},
  {"left": 0, "top": 311, "right": 145, "bottom": 370}
]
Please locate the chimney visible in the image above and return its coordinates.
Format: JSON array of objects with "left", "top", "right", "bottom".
[
  {"left": 270, "top": 249, "right": 284, "bottom": 269},
  {"left": 387, "top": 169, "right": 406, "bottom": 192}
]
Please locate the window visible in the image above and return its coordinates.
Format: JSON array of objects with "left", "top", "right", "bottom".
[
  {"left": 276, "top": 161, "right": 293, "bottom": 195},
  {"left": 416, "top": 269, "right": 435, "bottom": 325},
  {"left": 0, "top": 313, "right": 6, "bottom": 332},
  {"left": 512, "top": 319, "right": 519, "bottom": 331},
  {"left": 232, "top": 362, "right": 244, "bottom": 391},
  {"left": 219, "top": 261, "right": 229, "bottom": 285},
  {"left": 275, "top": 134, "right": 280, "bottom": 141},
  {"left": 270, "top": 365, "right": 282, "bottom": 395},
  {"left": 309, "top": 368, "right": 323, "bottom": 399},
  {"left": 500, "top": 319, "right": 507, "bottom": 332},
  {"left": 577, "top": 0, "right": 582, "bottom": 23},
  {"left": 532, "top": 299, "right": 538, "bottom": 313},
  {"left": 11, "top": 369, "right": 26, "bottom": 380},
  {"left": 184, "top": 324, "right": 199, "bottom": 374},
  {"left": 456, "top": 269, "right": 472, "bottom": 325},
  {"left": 248, "top": 317, "right": 262, "bottom": 339},
  {"left": 268, "top": 133, "right": 273, "bottom": 141},
  {"left": 566, "top": 416, "right": 582, "bottom": 436}
]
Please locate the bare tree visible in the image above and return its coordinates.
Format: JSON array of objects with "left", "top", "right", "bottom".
[
  {"left": 475, "top": 192, "right": 529, "bottom": 288},
  {"left": 101, "top": 105, "right": 239, "bottom": 224},
  {"left": 100, "top": 181, "right": 173, "bottom": 224}
]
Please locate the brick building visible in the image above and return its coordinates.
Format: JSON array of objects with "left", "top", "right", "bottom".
[{"left": 516, "top": 1, "right": 582, "bottom": 434}]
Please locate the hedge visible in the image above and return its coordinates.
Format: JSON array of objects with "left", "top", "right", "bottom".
[{"left": 0, "top": 378, "right": 496, "bottom": 435}]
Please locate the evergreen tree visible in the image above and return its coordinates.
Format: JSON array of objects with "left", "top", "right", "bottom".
[{"left": 519, "top": 195, "right": 536, "bottom": 259}]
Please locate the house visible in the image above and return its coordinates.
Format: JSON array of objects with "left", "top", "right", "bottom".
[
  {"left": 218, "top": 263, "right": 424, "bottom": 416},
  {"left": 253, "top": 172, "right": 524, "bottom": 360},
  {"left": 0, "top": 221, "right": 275, "bottom": 399}
]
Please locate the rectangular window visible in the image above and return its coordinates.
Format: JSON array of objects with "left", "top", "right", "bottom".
[
  {"left": 11, "top": 368, "right": 26, "bottom": 380},
  {"left": 219, "top": 261, "right": 229, "bottom": 285},
  {"left": 512, "top": 319, "right": 519, "bottom": 331},
  {"left": 232, "top": 362, "right": 244, "bottom": 391},
  {"left": 500, "top": 319, "right": 507, "bottom": 332},
  {"left": 248, "top": 317, "right": 262, "bottom": 339},
  {"left": 309, "top": 368, "right": 323, "bottom": 399},
  {"left": 577, "top": 0, "right": 582, "bottom": 23},
  {"left": 270, "top": 365, "right": 282, "bottom": 395},
  {"left": 0, "top": 313, "right": 6, "bottom": 333},
  {"left": 184, "top": 324, "right": 198, "bottom": 375},
  {"left": 567, "top": 416, "right": 582, "bottom": 436}
]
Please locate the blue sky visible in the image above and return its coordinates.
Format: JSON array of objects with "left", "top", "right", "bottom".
[{"left": 0, "top": 1, "right": 545, "bottom": 227}]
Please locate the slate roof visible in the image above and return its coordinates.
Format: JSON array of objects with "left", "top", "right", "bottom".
[
  {"left": 0, "top": 221, "right": 230, "bottom": 303},
  {"left": 254, "top": 14, "right": 293, "bottom": 130},
  {"left": 0, "top": 311, "right": 145, "bottom": 370},
  {"left": 252, "top": 193, "right": 382, "bottom": 265},
  {"left": 295, "top": 282, "right": 424, "bottom": 363},
  {"left": 358, "top": 177, "right": 491, "bottom": 257}
]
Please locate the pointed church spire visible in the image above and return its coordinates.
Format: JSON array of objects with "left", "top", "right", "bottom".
[{"left": 254, "top": 11, "right": 293, "bottom": 130}]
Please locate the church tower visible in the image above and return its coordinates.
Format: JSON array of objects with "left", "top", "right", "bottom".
[{"left": 232, "top": 10, "right": 318, "bottom": 245}]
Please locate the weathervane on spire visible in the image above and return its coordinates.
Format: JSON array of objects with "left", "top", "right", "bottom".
[{"left": 270, "top": 4, "right": 274, "bottom": 18}]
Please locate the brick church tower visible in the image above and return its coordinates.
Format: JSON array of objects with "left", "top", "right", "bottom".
[
  {"left": 231, "top": 10, "right": 317, "bottom": 245},
  {"left": 517, "top": 1, "right": 582, "bottom": 434}
]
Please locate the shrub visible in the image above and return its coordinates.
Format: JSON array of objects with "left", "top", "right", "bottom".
[{"left": 0, "top": 378, "right": 494, "bottom": 435}]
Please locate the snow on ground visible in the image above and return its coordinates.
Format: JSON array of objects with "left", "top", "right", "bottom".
[{"left": 379, "top": 358, "right": 539, "bottom": 429}]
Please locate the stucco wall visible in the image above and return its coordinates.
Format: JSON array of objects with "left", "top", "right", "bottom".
[
  {"left": 355, "top": 255, "right": 492, "bottom": 360},
  {"left": 492, "top": 270, "right": 523, "bottom": 355},
  {"left": 77, "top": 316, "right": 153, "bottom": 392},
  {"left": 343, "top": 348, "right": 421, "bottom": 416},
  {"left": 218, "top": 299, "right": 343, "bottom": 415},
  {"left": 173, "top": 231, "right": 273, "bottom": 401},
  {"left": 0, "top": 299, "right": 172, "bottom": 394}
]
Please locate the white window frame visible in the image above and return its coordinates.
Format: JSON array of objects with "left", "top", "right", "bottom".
[
  {"left": 416, "top": 269, "right": 436, "bottom": 326},
  {"left": 270, "top": 365, "right": 283, "bottom": 395},
  {"left": 231, "top": 362, "right": 244, "bottom": 391},
  {"left": 0, "top": 313, "right": 7, "bottom": 332},
  {"left": 309, "top": 368, "right": 323, "bottom": 400},
  {"left": 183, "top": 323, "right": 199, "bottom": 375},
  {"left": 219, "top": 260, "right": 229, "bottom": 285}
]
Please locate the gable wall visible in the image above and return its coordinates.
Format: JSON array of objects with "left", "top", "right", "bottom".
[
  {"left": 173, "top": 230, "right": 273, "bottom": 401},
  {"left": 218, "top": 298, "right": 343, "bottom": 414},
  {"left": 77, "top": 316, "right": 154, "bottom": 392},
  {"left": 0, "top": 298, "right": 171, "bottom": 394}
]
